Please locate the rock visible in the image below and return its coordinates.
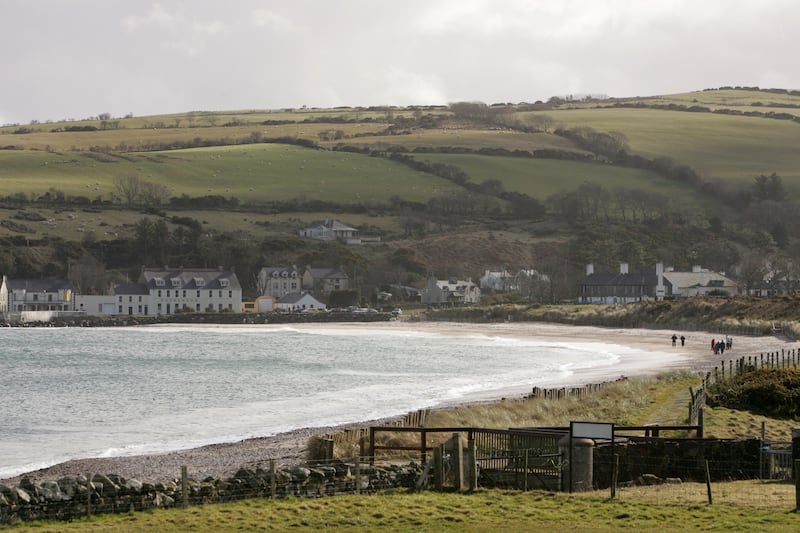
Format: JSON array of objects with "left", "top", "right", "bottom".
[
  {"left": 290, "top": 466, "right": 311, "bottom": 481},
  {"left": 640, "top": 474, "right": 662, "bottom": 485},
  {"left": 58, "top": 477, "right": 79, "bottom": 499},
  {"left": 39, "top": 480, "right": 64, "bottom": 501},
  {"left": 14, "top": 487, "right": 31, "bottom": 504},
  {"left": 93, "top": 474, "right": 120, "bottom": 496},
  {"left": 153, "top": 492, "right": 175, "bottom": 508},
  {"left": 121, "top": 478, "right": 144, "bottom": 493},
  {"left": 665, "top": 477, "right": 682, "bottom": 484}
]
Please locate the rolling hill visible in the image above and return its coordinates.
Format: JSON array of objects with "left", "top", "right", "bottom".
[{"left": 2, "top": 87, "right": 800, "bottom": 300}]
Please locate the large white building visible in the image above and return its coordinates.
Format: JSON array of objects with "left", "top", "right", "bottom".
[{"left": 113, "top": 267, "right": 242, "bottom": 315}]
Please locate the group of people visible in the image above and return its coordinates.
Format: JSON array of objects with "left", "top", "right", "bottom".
[
  {"left": 711, "top": 336, "right": 733, "bottom": 355},
  {"left": 671, "top": 333, "right": 686, "bottom": 346}
]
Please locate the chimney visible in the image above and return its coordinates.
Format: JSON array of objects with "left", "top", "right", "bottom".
[
  {"left": 620, "top": 263, "right": 629, "bottom": 274},
  {"left": 586, "top": 263, "right": 594, "bottom": 276},
  {"left": 655, "top": 262, "right": 665, "bottom": 300}
]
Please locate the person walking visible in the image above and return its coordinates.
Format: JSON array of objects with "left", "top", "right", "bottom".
[
  {"left": 680, "top": 335, "right": 686, "bottom": 346},
  {"left": 672, "top": 334, "right": 678, "bottom": 346}
]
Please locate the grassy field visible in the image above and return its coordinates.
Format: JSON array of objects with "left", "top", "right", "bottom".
[
  {"left": 516, "top": 107, "right": 800, "bottom": 188},
  {"left": 414, "top": 153, "right": 698, "bottom": 202},
  {"left": 5, "top": 488, "right": 799, "bottom": 532},
  {"left": 4, "top": 88, "right": 800, "bottom": 206},
  {"left": 0, "top": 144, "right": 461, "bottom": 203}
]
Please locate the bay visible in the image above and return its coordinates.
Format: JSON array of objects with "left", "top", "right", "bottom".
[{"left": 0, "top": 324, "right": 677, "bottom": 479}]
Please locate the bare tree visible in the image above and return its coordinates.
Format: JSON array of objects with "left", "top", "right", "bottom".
[
  {"left": 140, "top": 181, "right": 170, "bottom": 206},
  {"left": 115, "top": 174, "right": 142, "bottom": 205},
  {"left": 68, "top": 253, "right": 107, "bottom": 295}
]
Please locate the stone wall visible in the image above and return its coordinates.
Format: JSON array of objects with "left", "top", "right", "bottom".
[
  {"left": 593, "top": 438, "right": 761, "bottom": 489},
  {"left": 0, "top": 460, "right": 422, "bottom": 525}
]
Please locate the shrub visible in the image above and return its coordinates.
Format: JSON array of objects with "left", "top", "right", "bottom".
[{"left": 707, "top": 368, "right": 800, "bottom": 419}]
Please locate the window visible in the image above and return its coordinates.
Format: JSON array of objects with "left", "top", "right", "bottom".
[
  {"left": 197, "top": 290, "right": 200, "bottom": 297},
  {"left": 171, "top": 278, "right": 181, "bottom": 287},
  {"left": 128, "top": 296, "right": 132, "bottom": 302},
  {"left": 219, "top": 290, "right": 222, "bottom": 297},
  {"left": 118, "top": 296, "right": 123, "bottom": 302},
  {"left": 166, "top": 290, "right": 170, "bottom": 297},
  {"left": 209, "top": 290, "right": 213, "bottom": 297},
  {"left": 158, "top": 290, "right": 162, "bottom": 297},
  {"left": 228, "top": 290, "right": 232, "bottom": 298},
  {"left": 196, "top": 303, "right": 200, "bottom": 312},
  {"left": 182, "top": 290, "right": 186, "bottom": 297},
  {"left": 118, "top": 305, "right": 122, "bottom": 313},
  {"left": 138, "top": 296, "right": 142, "bottom": 302},
  {"left": 154, "top": 278, "right": 165, "bottom": 287},
  {"left": 138, "top": 305, "right": 142, "bottom": 313},
  {"left": 33, "top": 294, "right": 38, "bottom": 301},
  {"left": 220, "top": 278, "right": 229, "bottom": 287},
  {"left": 157, "top": 303, "right": 162, "bottom": 313}
]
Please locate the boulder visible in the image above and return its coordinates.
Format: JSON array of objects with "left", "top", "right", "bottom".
[{"left": 39, "top": 480, "right": 64, "bottom": 501}]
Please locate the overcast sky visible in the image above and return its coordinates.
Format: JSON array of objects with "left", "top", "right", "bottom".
[{"left": 2, "top": 0, "right": 796, "bottom": 125}]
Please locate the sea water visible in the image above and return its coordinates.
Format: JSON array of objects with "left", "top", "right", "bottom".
[{"left": 0, "top": 324, "right": 678, "bottom": 479}]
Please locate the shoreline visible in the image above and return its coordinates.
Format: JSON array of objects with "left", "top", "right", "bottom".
[{"left": 3, "top": 321, "right": 796, "bottom": 486}]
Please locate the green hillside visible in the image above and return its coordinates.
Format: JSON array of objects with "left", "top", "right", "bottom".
[
  {"left": 0, "top": 144, "right": 459, "bottom": 204},
  {"left": 3, "top": 87, "right": 800, "bottom": 300},
  {"left": 519, "top": 107, "right": 800, "bottom": 187}
]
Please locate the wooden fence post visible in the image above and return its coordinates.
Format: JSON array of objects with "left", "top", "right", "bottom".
[
  {"left": 355, "top": 455, "right": 361, "bottom": 495},
  {"left": 795, "top": 460, "right": 800, "bottom": 511},
  {"left": 181, "top": 466, "right": 188, "bottom": 509},
  {"left": 270, "top": 459, "right": 276, "bottom": 499},
  {"left": 705, "top": 460, "right": 713, "bottom": 505},
  {"left": 611, "top": 454, "right": 619, "bottom": 499}
]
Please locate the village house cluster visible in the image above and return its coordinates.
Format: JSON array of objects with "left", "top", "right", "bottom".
[{"left": 0, "top": 219, "right": 775, "bottom": 323}]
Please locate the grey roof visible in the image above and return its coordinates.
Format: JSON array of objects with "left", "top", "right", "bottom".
[
  {"left": 260, "top": 266, "right": 301, "bottom": 277},
  {"left": 277, "top": 293, "right": 323, "bottom": 305},
  {"left": 141, "top": 268, "right": 241, "bottom": 290},
  {"left": 113, "top": 283, "right": 149, "bottom": 295},
  {"left": 662, "top": 271, "right": 736, "bottom": 288},
  {"left": 308, "top": 219, "right": 357, "bottom": 232},
  {"left": 5, "top": 278, "right": 72, "bottom": 292},
  {"left": 306, "top": 267, "right": 348, "bottom": 280},
  {"left": 578, "top": 272, "right": 663, "bottom": 287}
]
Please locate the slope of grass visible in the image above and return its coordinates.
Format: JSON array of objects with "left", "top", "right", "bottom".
[
  {"left": 0, "top": 144, "right": 462, "bottom": 203},
  {"left": 516, "top": 107, "right": 800, "bottom": 187},
  {"left": 414, "top": 152, "right": 697, "bottom": 201}
]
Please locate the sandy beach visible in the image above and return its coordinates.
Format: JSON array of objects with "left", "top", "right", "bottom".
[{"left": 2, "top": 321, "right": 796, "bottom": 486}]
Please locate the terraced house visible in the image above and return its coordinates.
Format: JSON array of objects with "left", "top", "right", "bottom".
[{"left": 113, "top": 267, "right": 242, "bottom": 315}]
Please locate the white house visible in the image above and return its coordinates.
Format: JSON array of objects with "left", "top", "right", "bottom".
[
  {"left": 275, "top": 293, "right": 326, "bottom": 312},
  {"left": 257, "top": 266, "right": 302, "bottom": 298},
  {"left": 111, "top": 283, "right": 151, "bottom": 315},
  {"left": 420, "top": 277, "right": 481, "bottom": 305},
  {"left": 299, "top": 219, "right": 358, "bottom": 241},
  {"left": 480, "top": 269, "right": 514, "bottom": 291},
  {"left": 0, "top": 276, "right": 74, "bottom": 314},
  {"left": 74, "top": 294, "right": 117, "bottom": 315},
  {"left": 662, "top": 266, "right": 738, "bottom": 298},
  {"left": 302, "top": 265, "right": 350, "bottom": 295}
]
